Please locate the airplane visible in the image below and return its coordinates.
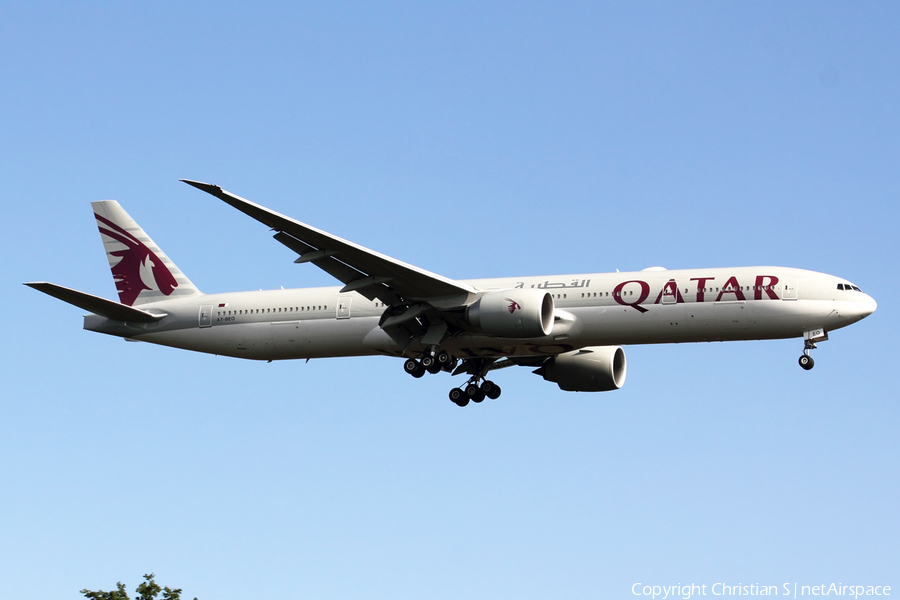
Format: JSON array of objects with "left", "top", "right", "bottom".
[{"left": 26, "top": 180, "right": 877, "bottom": 406}]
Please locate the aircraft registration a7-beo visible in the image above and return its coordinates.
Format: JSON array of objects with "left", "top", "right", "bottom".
[{"left": 27, "top": 180, "right": 877, "bottom": 406}]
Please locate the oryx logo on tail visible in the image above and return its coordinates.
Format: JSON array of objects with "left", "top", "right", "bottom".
[{"left": 95, "top": 213, "right": 178, "bottom": 306}]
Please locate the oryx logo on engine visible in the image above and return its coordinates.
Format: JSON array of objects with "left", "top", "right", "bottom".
[{"left": 505, "top": 298, "right": 522, "bottom": 314}]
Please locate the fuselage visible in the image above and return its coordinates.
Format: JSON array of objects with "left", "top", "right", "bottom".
[{"left": 85, "top": 266, "right": 877, "bottom": 362}]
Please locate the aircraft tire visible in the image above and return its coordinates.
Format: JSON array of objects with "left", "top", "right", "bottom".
[
  {"left": 404, "top": 358, "right": 425, "bottom": 378},
  {"left": 799, "top": 355, "right": 815, "bottom": 370},
  {"left": 436, "top": 350, "right": 452, "bottom": 367},
  {"left": 484, "top": 382, "right": 501, "bottom": 400},
  {"left": 471, "top": 389, "right": 486, "bottom": 403},
  {"left": 449, "top": 388, "right": 468, "bottom": 406}
]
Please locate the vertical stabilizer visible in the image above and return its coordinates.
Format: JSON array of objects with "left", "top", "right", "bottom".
[{"left": 92, "top": 200, "right": 201, "bottom": 306}]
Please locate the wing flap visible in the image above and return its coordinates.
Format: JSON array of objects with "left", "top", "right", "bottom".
[{"left": 25, "top": 282, "right": 167, "bottom": 323}]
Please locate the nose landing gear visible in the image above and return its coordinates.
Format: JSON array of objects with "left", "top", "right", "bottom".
[{"left": 798, "top": 329, "right": 827, "bottom": 370}]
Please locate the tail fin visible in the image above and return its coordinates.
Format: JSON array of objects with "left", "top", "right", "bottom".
[{"left": 92, "top": 200, "right": 201, "bottom": 306}]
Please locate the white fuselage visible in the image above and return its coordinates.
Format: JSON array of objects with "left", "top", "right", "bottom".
[{"left": 85, "top": 266, "right": 877, "bottom": 362}]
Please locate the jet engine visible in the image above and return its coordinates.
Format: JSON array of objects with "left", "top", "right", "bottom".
[
  {"left": 466, "top": 289, "right": 554, "bottom": 338},
  {"left": 535, "top": 346, "right": 627, "bottom": 392}
]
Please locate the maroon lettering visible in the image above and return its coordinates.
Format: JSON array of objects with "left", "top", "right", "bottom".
[
  {"left": 654, "top": 279, "right": 685, "bottom": 304},
  {"left": 754, "top": 275, "right": 780, "bottom": 300},
  {"left": 613, "top": 280, "right": 650, "bottom": 313},
  {"left": 690, "top": 277, "right": 715, "bottom": 303},
  {"left": 715, "top": 276, "right": 746, "bottom": 301}
]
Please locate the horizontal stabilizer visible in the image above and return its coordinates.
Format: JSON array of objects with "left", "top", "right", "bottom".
[{"left": 24, "top": 282, "right": 167, "bottom": 323}]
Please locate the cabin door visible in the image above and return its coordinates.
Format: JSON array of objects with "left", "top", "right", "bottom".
[
  {"left": 337, "top": 296, "right": 352, "bottom": 319},
  {"left": 199, "top": 305, "right": 213, "bottom": 328},
  {"left": 782, "top": 280, "right": 798, "bottom": 300}
]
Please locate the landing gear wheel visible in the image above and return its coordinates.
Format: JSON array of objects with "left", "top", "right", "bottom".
[
  {"left": 482, "top": 380, "right": 501, "bottom": 400},
  {"left": 799, "top": 355, "right": 815, "bottom": 370},
  {"left": 422, "top": 353, "right": 442, "bottom": 374},
  {"left": 436, "top": 350, "right": 452, "bottom": 368},
  {"left": 465, "top": 383, "right": 480, "bottom": 397},
  {"left": 404, "top": 358, "right": 425, "bottom": 378},
  {"left": 471, "top": 389, "right": 486, "bottom": 403},
  {"left": 449, "top": 388, "right": 469, "bottom": 406}
]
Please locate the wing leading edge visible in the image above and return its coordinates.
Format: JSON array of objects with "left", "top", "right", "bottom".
[{"left": 181, "top": 180, "right": 476, "bottom": 308}]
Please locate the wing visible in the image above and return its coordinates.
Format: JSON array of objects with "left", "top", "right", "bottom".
[{"left": 181, "top": 180, "right": 476, "bottom": 308}]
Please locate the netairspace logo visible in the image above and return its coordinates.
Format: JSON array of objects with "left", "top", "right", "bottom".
[{"left": 632, "top": 583, "right": 891, "bottom": 599}]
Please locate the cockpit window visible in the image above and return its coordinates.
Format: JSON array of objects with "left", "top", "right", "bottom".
[
  {"left": 852, "top": 285, "right": 862, "bottom": 292},
  {"left": 837, "top": 283, "right": 845, "bottom": 290}
]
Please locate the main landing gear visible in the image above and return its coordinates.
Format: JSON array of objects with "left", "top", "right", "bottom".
[
  {"left": 404, "top": 350, "right": 456, "bottom": 378},
  {"left": 403, "top": 352, "right": 503, "bottom": 406},
  {"left": 448, "top": 379, "right": 502, "bottom": 407}
]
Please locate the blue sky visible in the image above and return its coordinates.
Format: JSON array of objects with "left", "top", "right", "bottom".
[{"left": 2, "top": 3, "right": 897, "bottom": 599}]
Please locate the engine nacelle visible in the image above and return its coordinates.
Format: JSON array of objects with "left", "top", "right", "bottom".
[
  {"left": 466, "top": 289, "right": 554, "bottom": 338},
  {"left": 537, "top": 346, "right": 627, "bottom": 392}
]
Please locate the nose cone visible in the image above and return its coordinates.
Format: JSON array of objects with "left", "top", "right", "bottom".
[
  {"left": 847, "top": 293, "right": 877, "bottom": 323},
  {"left": 862, "top": 294, "right": 878, "bottom": 318}
]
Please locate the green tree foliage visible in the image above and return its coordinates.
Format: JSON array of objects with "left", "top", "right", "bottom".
[{"left": 81, "top": 573, "right": 196, "bottom": 600}]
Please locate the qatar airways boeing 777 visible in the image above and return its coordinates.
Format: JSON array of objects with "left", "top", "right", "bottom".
[{"left": 27, "top": 180, "right": 877, "bottom": 406}]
